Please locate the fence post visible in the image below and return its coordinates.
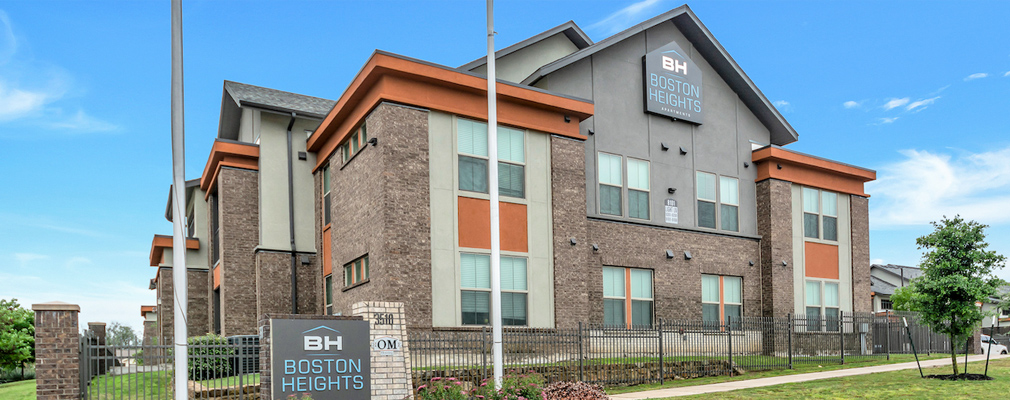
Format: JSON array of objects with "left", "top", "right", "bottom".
[
  {"left": 885, "top": 313, "right": 890, "bottom": 360},
  {"left": 658, "top": 319, "right": 664, "bottom": 385},
  {"left": 578, "top": 322, "right": 584, "bottom": 383},
  {"left": 483, "top": 326, "right": 489, "bottom": 382},
  {"left": 787, "top": 313, "right": 793, "bottom": 369},
  {"left": 727, "top": 316, "right": 733, "bottom": 376},
  {"left": 840, "top": 311, "right": 845, "bottom": 364}
]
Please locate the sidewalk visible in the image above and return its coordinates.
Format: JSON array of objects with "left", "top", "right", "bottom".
[{"left": 610, "top": 353, "right": 1009, "bottom": 399}]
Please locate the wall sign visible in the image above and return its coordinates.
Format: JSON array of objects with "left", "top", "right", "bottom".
[
  {"left": 643, "top": 41, "right": 704, "bottom": 124},
  {"left": 372, "top": 336, "right": 402, "bottom": 356},
  {"left": 665, "top": 199, "right": 679, "bottom": 224},
  {"left": 270, "top": 318, "right": 371, "bottom": 400}
]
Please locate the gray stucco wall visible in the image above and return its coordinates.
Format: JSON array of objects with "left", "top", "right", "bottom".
[
  {"left": 255, "top": 111, "right": 320, "bottom": 253},
  {"left": 539, "top": 21, "right": 771, "bottom": 237},
  {"left": 187, "top": 187, "right": 210, "bottom": 269},
  {"left": 471, "top": 32, "right": 581, "bottom": 84}
]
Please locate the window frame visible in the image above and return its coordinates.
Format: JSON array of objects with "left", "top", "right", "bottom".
[
  {"left": 324, "top": 274, "right": 333, "bottom": 315},
  {"left": 459, "top": 253, "right": 529, "bottom": 326},
  {"left": 343, "top": 254, "right": 369, "bottom": 288},
  {"left": 456, "top": 118, "right": 527, "bottom": 199},
  {"left": 701, "top": 274, "right": 743, "bottom": 328},
  {"left": 627, "top": 158, "right": 650, "bottom": 220},
  {"left": 719, "top": 176, "right": 739, "bottom": 232},
  {"left": 598, "top": 152, "right": 624, "bottom": 217},
  {"left": 803, "top": 187, "right": 839, "bottom": 242},
  {"left": 805, "top": 279, "right": 841, "bottom": 332},
  {"left": 602, "top": 266, "right": 654, "bottom": 328}
]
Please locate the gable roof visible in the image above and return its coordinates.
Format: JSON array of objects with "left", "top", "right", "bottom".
[
  {"left": 521, "top": 4, "right": 798, "bottom": 145},
  {"left": 872, "top": 264, "right": 922, "bottom": 282},
  {"left": 218, "top": 81, "right": 337, "bottom": 140},
  {"left": 457, "top": 21, "right": 593, "bottom": 72},
  {"left": 871, "top": 275, "right": 898, "bottom": 296}
]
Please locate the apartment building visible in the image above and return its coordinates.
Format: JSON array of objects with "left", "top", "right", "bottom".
[
  {"left": 148, "top": 82, "right": 336, "bottom": 343},
  {"left": 311, "top": 5, "right": 876, "bottom": 329}
]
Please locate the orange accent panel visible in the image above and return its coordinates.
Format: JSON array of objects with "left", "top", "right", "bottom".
[
  {"left": 499, "top": 203, "right": 528, "bottom": 253},
  {"left": 322, "top": 226, "right": 333, "bottom": 276},
  {"left": 307, "top": 53, "right": 595, "bottom": 172},
  {"left": 804, "top": 242, "right": 840, "bottom": 279},
  {"left": 213, "top": 265, "right": 221, "bottom": 290},
  {"left": 457, "top": 198, "right": 528, "bottom": 252},
  {"left": 458, "top": 197, "right": 492, "bottom": 249},
  {"left": 140, "top": 305, "right": 155, "bottom": 317},
  {"left": 625, "top": 268, "right": 633, "bottom": 328},
  {"left": 752, "top": 147, "right": 876, "bottom": 197},
  {"left": 149, "top": 235, "right": 200, "bottom": 266},
  {"left": 200, "top": 140, "right": 260, "bottom": 198}
]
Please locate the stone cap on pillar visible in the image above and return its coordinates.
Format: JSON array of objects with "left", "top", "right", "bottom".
[
  {"left": 32, "top": 301, "right": 80, "bottom": 312},
  {"left": 88, "top": 322, "right": 107, "bottom": 326}
]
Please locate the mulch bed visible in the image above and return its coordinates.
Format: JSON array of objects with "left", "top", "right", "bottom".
[{"left": 924, "top": 373, "right": 993, "bottom": 381}]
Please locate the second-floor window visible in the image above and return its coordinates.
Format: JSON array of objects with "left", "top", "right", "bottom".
[
  {"left": 339, "top": 124, "right": 367, "bottom": 164},
  {"left": 628, "top": 159, "right": 650, "bottom": 220},
  {"left": 697, "top": 172, "right": 739, "bottom": 231},
  {"left": 457, "top": 118, "right": 525, "bottom": 198},
  {"left": 803, "top": 188, "right": 838, "bottom": 241},
  {"left": 344, "top": 254, "right": 369, "bottom": 287},
  {"left": 598, "top": 153, "right": 622, "bottom": 216},
  {"left": 322, "top": 165, "right": 331, "bottom": 225},
  {"left": 325, "top": 274, "right": 333, "bottom": 315}
]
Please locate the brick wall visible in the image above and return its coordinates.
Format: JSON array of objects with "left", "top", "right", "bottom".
[
  {"left": 550, "top": 136, "right": 591, "bottom": 328},
  {"left": 756, "top": 178, "right": 795, "bottom": 318},
  {"left": 219, "top": 167, "right": 260, "bottom": 336},
  {"left": 156, "top": 267, "right": 173, "bottom": 347},
  {"left": 352, "top": 302, "right": 413, "bottom": 400},
  {"left": 155, "top": 268, "right": 211, "bottom": 344},
  {"left": 32, "top": 303, "right": 79, "bottom": 400},
  {"left": 850, "top": 195, "right": 871, "bottom": 313},
  {"left": 255, "top": 250, "right": 319, "bottom": 316},
  {"left": 327, "top": 103, "right": 433, "bottom": 327}
]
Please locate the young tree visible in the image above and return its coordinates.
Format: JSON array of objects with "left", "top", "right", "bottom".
[
  {"left": 0, "top": 299, "right": 35, "bottom": 372},
  {"left": 107, "top": 322, "right": 139, "bottom": 346},
  {"left": 893, "top": 216, "right": 1006, "bottom": 376}
]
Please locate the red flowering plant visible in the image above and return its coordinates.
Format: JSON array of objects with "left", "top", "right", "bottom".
[{"left": 415, "top": 376, "right": 470, "bottom": 400}]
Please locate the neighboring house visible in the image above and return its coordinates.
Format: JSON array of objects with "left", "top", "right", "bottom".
[
  {"left": 870, "top": 264, "right": 921, "bottom": 312},
  {"left": 309, "top": 5, "right": 876, "bottom": 329}
]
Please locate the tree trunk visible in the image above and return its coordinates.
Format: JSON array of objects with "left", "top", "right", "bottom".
[{"left": 950, "top": 335, "right": 959, "bottom": 376}]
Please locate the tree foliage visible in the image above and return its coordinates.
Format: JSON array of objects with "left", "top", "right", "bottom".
[
  {"left": 107, "top": 322, "right": 139, "bottom": 346},
  {"left": 891, "top": 216, "right": 1006, "bottom": 375},
  {"left": 0, "top": 299, "right": 35, "bottom": 371}
]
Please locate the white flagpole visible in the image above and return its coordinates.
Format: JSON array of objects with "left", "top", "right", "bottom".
[
  {"left": 170, "top": 0, "right": 189, "bottom": 398},
  {"left": 486, "top": 0, "right": 504, "bottom": 389}
]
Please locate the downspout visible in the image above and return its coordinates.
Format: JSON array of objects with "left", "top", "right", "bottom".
[{"left": 285, "top": 112, "right": 298, "bottom": 314}]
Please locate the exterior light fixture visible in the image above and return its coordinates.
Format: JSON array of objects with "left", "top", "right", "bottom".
[
  {"left": 777, "top": 163, "right": 783, "bottom": 170},
  {"left": 592, "top": 244, "right": 599, "bottom": 252},
  {"left": 661, "top": 143, "right": 670, "bottom": 151},
  {"left": 587, "top": 129, "right": 595, "bottom": 135},
  {"left": 668, "top": 188, "right": 676, "bottom": 194},
  {"left": 564, "top": 115, "right": 571, "bottom": 123},
  {"left": 782, "top": 261, "right": 788, "bottom": 267},
  {"left": 298, "top": 151, "right": 307, "bottom": 160},
  {"left": 666, "top": 250, "right": 675, "bottom": 259},
  {"left": 679, "top": 146, "right": 688, "bottom": 155},
  {"left": 749, "top": 260, "right": 755, "bottom": 266},
  {"left": 684, "top": 251, "right": 692, "bottom": 260},
  {"left": 570, "top": 238, "right": 577, "bottom": 246},
  {"left": 368, "top": 137, "right": 378, "bottom": 146},
  {"left": 743, "top": 162, "right": 750, "bottom": 168}
]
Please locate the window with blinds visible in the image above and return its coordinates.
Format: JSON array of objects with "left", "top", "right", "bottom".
[
  {"left": 598, "top": 153, "right": 623, "bottom": 216},
  {"left": 461, "top": 253, "right": 527, "bottom": 326},
  {"left": 803, "top": 188, "right": 838, "bottom": 241},
  {"left": 720, "top": 177, "right": 739, "bottom": 232},
  {"left": 702, "top": 274, "right": 743, "bottom": 329},
  {"left": 697, "top": 172, "right": 717, "bottom": 229},
  {"left": 805, "top": 279, "right": 839, "bottom": 331},
  {"left": 627, "top": 159, "right": 650, "bottom": 220},
  {"left": 602, "top": 266, "right": 653, "bottom": 327},
  {"left": 458, "top": 118, "right": 526, "bottom": 198}
]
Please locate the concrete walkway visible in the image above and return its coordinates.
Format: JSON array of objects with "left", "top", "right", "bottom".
[{"left": 610, "top": 354, "right": 1009, "bottom": 399}]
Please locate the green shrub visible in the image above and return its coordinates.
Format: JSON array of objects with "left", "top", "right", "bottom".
[
  {"left": 415, "top": 377, "right": 469, "bottom": 400},
  {"left": 472, "top": 369, "right": 545, "bottom": 400},
  {"left": 187, "top": 334, "right": 234, "bottom": 380}
]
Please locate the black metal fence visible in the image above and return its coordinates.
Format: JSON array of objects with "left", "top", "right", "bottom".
[
  {"left": 408, "top": 312, "right": 950, "bottom": 388},
  {"left": 79, "top": 331, "right": 260, "bottom": 400}
]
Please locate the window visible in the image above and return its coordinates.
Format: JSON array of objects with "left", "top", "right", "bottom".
[
  {"left": 460, "top": 253, "right": 527, "bottom": 326},
  {"left": 210, "top": 194, "right": 220, "bottom": 265},
  {"left": 803, "top": 188, "right": 838, "bottom": 241},
  {"left": 340, "top": 124, "right": 367, "bottom": 164},
  {"left": 343, "top": 255, "right": 369, "bottom": 287},
  {"left": 806, "top": 280, "right": 839, "bottom": 331},
  {"left": 602, "top": 267, "right": 653, "bottom": 327},
  {"left": 720, "top": 177, "right": 739, "bottom": 232},
  {"left": 696, "top": 172, "right": 717, "bottom": 228},
  {"left": 185, "top": 210, "right": 195, "bottom": 238},
  {"left": 880, "top": 299, "right": 893, "bottom": 311},
  {"left": 628, "top": 159, "right": 650, "bottom": 220},
  {"left": 458, "top": 119, "right": 526, "bottom": 198},
  {"left": 598, "top": 153, "right": 622, "bottom": 216},
  {"left": 322, "top": 164, "right": 331, "bottom": 226},
  {"left": 702, "top": 274, "right": 743, "bottom": 328},
  {"left": 325, "top": 275, "right": 333, "bottom": 315}
]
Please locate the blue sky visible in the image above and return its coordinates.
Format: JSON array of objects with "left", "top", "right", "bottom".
[{"left": 1, "top": 0, "right": 1008, "bottom": 334}]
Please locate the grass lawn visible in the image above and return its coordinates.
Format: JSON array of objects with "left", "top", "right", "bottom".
[
  {"left": 86, "top": 370, "right": 173, "bottom": 400},
  {"left": 672, "top": 357, "right": 1010, "bottom": 399},
  {"left": 196, "top": 373, "right": 260, "bottom": 387},
  {"left": 607, "top": 353, "right": 949, "bottom": 395},
  {"left": 0, "top": 380, "right": 36, "bottom": 400}
]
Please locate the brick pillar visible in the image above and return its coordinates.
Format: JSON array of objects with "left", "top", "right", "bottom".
[
  {"left": 32, "top": 302, "right": 81, "bottom": 400},
  {"left": 756, "top": 179, "right": 794, "bottom": 357},
  {"left": 352, "top": 302, "right": 413, "bottom": 400}
]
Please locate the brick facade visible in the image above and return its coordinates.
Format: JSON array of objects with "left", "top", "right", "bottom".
[
  {"left": 218, "top": 167, "right": 260, "bottom": 336},
  {"left": 850, "top": 195, "right": 871, "bottom": 313},
  {"left": 756, "top": 178, "right": 795, "bottom": 318},
  {"left": 325, "top": 103, "right": 433, "bottom": 327},
  {"left": 549, "top": 136, "right": 591, "bottom": 328},
  {"left": 255, "top": 250, "right": 318, "bottom": 316},
  {"left": 156, "top": 268, "right": 210, "bottom": 345},
  {"left": 32, "top": 302, "right": 80, "bottom": 400}
]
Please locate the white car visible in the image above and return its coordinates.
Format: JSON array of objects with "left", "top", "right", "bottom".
[{"left": 981, "top": 334, "right": 1008, "bottom": 355}]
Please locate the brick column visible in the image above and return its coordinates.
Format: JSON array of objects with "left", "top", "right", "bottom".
[
  {"left": 352, "top": 302, "right": 412, "bottom": 400},
  {"left": 32, "top": 302, "right": 81, "bottom": 400}
]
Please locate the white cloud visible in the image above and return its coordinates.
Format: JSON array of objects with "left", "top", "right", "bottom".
[
  {"left": 0, "top": 82, "right": 50, "bottom": 121},
  {"left": 1004, "top": 71, "right": 1010, "bottom": 77},
  {"left": 868, "top": 146, "right": 1010, "bottom": 227},
  {"left": 875, "top": 117, "right": 899, "bottom": 125},
  {"left": 905, "top": 96, "right": 941, "bottom": 112},
  {"left": 772, "top": 100, "right": 791, "bottom": 112},
  {"left": 883, "top": 98, "right": 909, "bottom": 110},
  {"left": 0, "top": 11, "right": 16, "bottom": 65},
  {"left": 965, "top": 72, "right": 989, "bottom": 81},
  {"left": 588, "top": 0, "right": 666, "bottom": 35},
  {"left": 871, "top": 258, "right": 885, "bottom": 265},
  {"left": 46, "top": 109, "right": 118, "bottom": 133},
  {"left": 15, "top": 252, "right": 49, "bottom": 265},
  {"left": 843, "top": 101, "right": 862, "bottom": 109}
]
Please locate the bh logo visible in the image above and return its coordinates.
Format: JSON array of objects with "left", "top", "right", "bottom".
[
  {"left": 302, "top": 326, "right": 343, "bottom": 351},
  {"left": 661, "top": 55, "right": 688, "bottom": 75}
]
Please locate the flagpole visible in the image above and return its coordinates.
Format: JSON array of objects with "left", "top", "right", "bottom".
[
  {"left": 170, "top": 0, "right": 189, "bottom": 398},
  {"left": 486, "top": 0, "right": 503, "bottom": 389}
]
